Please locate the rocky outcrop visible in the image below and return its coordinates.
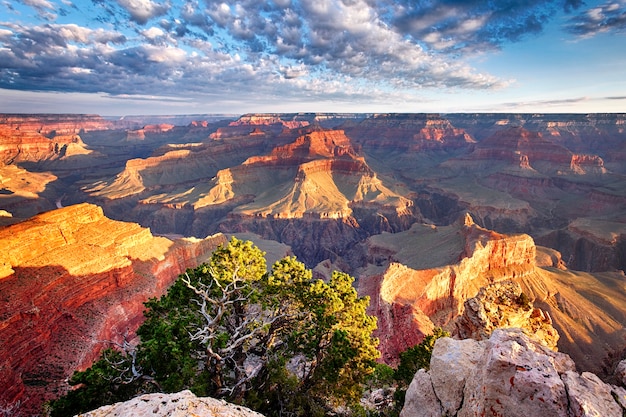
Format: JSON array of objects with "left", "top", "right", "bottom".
[
  {"left": 400, "top": 329, "right": 626, "bottom": 417},
  {"left": 359, "top": 214, "right": 537, "bottom": 363},
  {"left": 358, "top": 214, "right": 626, "bottom": 373},
  {"left": 454, "top": 280, "right": 559, "bottom": 350},
  {"left": 79, "top": 390, "right": 266, "bottom": 417},
  {"left": 0, "top": 203, "right": 226, "bottom": 416}
]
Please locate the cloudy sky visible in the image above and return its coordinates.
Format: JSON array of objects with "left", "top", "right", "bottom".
[{"left": 0, "top": 0, "right": 625, "bottom": 115}]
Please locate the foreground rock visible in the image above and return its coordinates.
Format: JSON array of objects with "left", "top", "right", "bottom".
[
  {"left": 78, "top": 390, "right": 265, "bottom": 417},
  {"left": 0, "top": 203, "right": 226, "bottom": 415},
  {"left": 400, "top": 328, "right": 626, "bottom": 417}
]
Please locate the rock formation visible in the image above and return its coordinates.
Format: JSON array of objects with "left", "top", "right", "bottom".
[
  {"left": 0, "top": 203, "right": 226, "bottom": 415},
  {"left": 357, "top": 214, "right": 626, "bottom": 375},
  {"left": 359, "top": 214, "right": 537, "bottom": 364},
  {"left": 346, "top": 113, "right": 475, "bottom": 152},
  {"left": 454, "top": 280, "right": 559, "bottom": 350},
  {"left": 400, "top": 329, "right": 626, "bottom": 417},
  {"left": 78, "top": 390, "right": 265, "bottom": 417}
]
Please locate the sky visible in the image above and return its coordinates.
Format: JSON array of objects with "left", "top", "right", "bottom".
[{"left": 0, "top": 0, "right": 625, "bottom": 115}]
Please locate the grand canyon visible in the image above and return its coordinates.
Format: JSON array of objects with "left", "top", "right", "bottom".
[{"left": 1, "top": 112, "right": 625, "bottom": 415}]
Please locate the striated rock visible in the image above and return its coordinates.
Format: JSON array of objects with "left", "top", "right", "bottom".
[
  {"left": 359, "top": 215, "right": 537, "bottom": 363},
  {"left": 358, "top": 215, "right": 626, "bottom": 374},
  {"left": 79, "top": 390, "right": 266, "bottom": 417},
  {"left": 454, "top": 280, "right": 559, "bottom": 350},
  {"left": 346, "top": 113, "right": 475, "bottom": 153},
  {"left": 0, "top": 113, "right": 112, "bottom": 136},
  {"left": 401, "top": 329, "right": 626, "bottom": 417},
  {"left": 0, "top": 203, "right": 227, "bottom": 415}
]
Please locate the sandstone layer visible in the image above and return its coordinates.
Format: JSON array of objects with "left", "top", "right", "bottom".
[
  {"left": 0, "top": 203, "right": 226, "bottom": 415},
  {"left": 357, "top": 214, "right": 626, "bottom": 375},
  {"left": 400, "top": 328, "right": 626, "bottom": 417}
]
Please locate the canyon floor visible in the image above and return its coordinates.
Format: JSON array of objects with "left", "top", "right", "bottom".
[{"left": 1, "top": 112, "right": 625, "bottom": 415}]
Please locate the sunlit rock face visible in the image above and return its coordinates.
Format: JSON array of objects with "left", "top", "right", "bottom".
[
  {"left": 356, "top": 214, "right": 626, "bottom": 375},
  {"left": 0, "top": 203, "right": 226, "bottom": 416},
  {"left": 453, "top": 280, "right": 560, "bottom": 350},
  {"left": 400, "top": 329, "right": 626, "bottom": 417},
  {"left": 358, "top": 214, "right": 536, "bottom": 364},
  {"left": 84, "top": 127, "right": 419, "bottom": 266},
  {"left": 345, "top": 113, "right": 476, "bottom": 152}
]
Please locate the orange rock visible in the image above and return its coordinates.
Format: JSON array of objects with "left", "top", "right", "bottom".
[{"left": 0, "top": 203, "right": 226, "bottom": 415}]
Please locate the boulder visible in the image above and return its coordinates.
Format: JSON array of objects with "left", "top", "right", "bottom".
[
  {"left": 77, "top": 390, "right": 265, "bottom": 417},
  {"left": 400, "top": 328, "right": 626, "bottom": 417}
]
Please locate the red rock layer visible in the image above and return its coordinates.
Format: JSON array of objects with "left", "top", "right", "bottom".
[
  {"left": 0, "top": 114, "right": 112, "bottom": 136},
  {"left": 360, "top": 215, "right": 537, "bottom": 364},
  {"left": 346, "top": 113, "right": 475, "bottom": 151},
  {"left": 0, "top": 203, "right": 226, "bottom": 415}
]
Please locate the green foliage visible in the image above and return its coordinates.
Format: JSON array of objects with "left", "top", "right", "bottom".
[
  {"left": 48, "top": 349, "right": 153, "bottom": 417},
  {"left": 395, "top": 327, "right": 450, "bottom": 384},
  {"left": 50, "top": 237, "right": 380, "bottom": 417}
]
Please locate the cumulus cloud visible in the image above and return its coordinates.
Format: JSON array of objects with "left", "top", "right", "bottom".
[
  {"left": 115, "top": 0, "right": 170, "bottom": 24},
  {"left": 0, "top": 0, "right": 606, "bottom": 109},
  {"left": 565, "top": 1, "right": 626, "bottom": 36}
]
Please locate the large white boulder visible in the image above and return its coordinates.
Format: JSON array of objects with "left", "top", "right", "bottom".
[
  {"left": 400, "top": 328, "right": 626, "bottom": 417},
  {"left": 76, "top": 390, "right": 266, "bottom": 417}
]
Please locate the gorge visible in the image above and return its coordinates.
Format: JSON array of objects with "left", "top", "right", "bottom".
[{"left": 0, "top": 112, "right": 625, "bottom": 415}]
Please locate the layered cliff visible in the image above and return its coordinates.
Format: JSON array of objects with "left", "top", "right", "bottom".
[
  {"left": 0, "top": 203, "right": 226, "bottom": 415},
  {"left": 359, "top": 214, "right": 536, "bottom": 363},
  {"left": 357, "top": 214, "right": 626, "bottom": 374},
  {"left": 346, "top": 113, "right": 475, "bottom": 152},
  {"left": 0, "top": 114, "right": 112, "bottom": 136}
]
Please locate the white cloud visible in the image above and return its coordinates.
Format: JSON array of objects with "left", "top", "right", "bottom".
[
  {"left": 20, "top": 0, "right": 54, "bottom": 10},
  {"left": 142, "top": 26, "right": 165, "bottom": 39},
  {"left": 115, "top": 0, "right": 169, "bottom": 24}
]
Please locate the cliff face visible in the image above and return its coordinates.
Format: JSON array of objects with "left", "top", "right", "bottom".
[
  {"left": 346, "top": 113, "right": 475, "bottom": 151},
  {"left": 0, "top": 203, "right": 226, "bottom": 415},
  {"left": 0, "top": 114, "right": 112, "bottom": 136},
  {"left": 357, "top": 214, "right": 626, "bottom": 375},
  {"left": 359, "top": 214, "right": 537, "bottom": 363},
  {"left": 400, "top": 329, "right": 626, "bottom": 417}
]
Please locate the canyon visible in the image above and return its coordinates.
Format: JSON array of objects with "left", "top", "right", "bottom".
[{"left": 0, "top": 112, "right": 625, "bottom": 415}]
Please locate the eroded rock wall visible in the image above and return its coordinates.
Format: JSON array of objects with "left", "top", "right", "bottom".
[{"left": 0, "top": 203, "right": 226, "bottom": 415}]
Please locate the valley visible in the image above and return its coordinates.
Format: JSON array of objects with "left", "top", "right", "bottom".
[{"left": 1, "top": 112, "right": 625, "bottom": 415}]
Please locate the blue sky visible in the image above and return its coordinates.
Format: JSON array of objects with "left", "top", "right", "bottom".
[{"left": 0, "top": 0, "right": 625, "bottom": 115}]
